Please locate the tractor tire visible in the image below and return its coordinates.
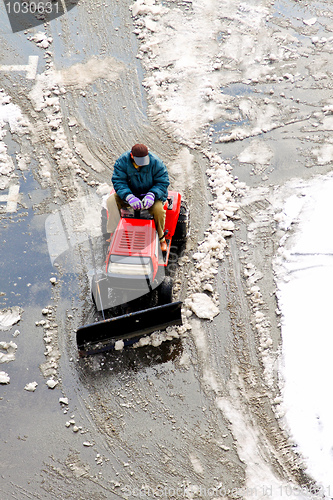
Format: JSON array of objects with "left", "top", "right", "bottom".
[
  {"left": 158, "top": 276, "right": 173, "bottom": 305},
  {"left": 173, "top": 201, "right": 189, "bottom": 244},
  {"left": 91, "top": 274, "right": 108, "bottom": 312}
]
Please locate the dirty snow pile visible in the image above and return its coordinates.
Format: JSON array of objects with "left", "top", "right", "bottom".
[
  {"left": 131, "top": 0, "right": 273, "bottom": 143},
  {"left": 133, "top": 326, "right": 181, "bottom": 349},
  {"left": 36, "top": 305, "right": 61, "bottom": 386},
  {"left": 28, "top": 59, "right": 83, "bottom": 189},
  {"left": 0, "top": 306, "right": 22, "bottom": 331},
  {"left": 0, "top": 307, "right": 21, "bottom": 368},
  {"left": 24, "top": 381, "right": 38, "bottom": 392},
  {"left": 0, "top": 307, "right": 22, "bottom": 385},
  {"left": 0, "top": 91, "right": 30, "bottom": 190},
  {"left": 273, "top": 174, "right": 333, "bottom": 490},
  {"left": 130, "top": 0, "right": 312, "bottom": 147},
  {"left": 0, "top": 371, "right": 10, "bottom": 384},
  {"left": 184, "top": 150, "right": 244, "bottom": 321},
  {"left": 0, "top": 340, "right": 18, "bottom": 364}
]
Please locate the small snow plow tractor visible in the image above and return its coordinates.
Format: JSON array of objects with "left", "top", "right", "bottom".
[{"left": 76, "top": 190, "right": 189, "bottom": 355}]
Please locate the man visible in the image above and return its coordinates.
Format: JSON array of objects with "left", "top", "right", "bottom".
[{"left": 106, "top": 144, "right": 169, "bottom": 251}]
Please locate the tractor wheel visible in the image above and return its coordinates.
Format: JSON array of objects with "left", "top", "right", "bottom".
[
  {"left": 158, "top": 276, "right": 173, "bottom": 305},
  {"left": 91, "top": 274, "right": 108, "bottom": 312},
  {"left": 173, "top": 201, "right": 189, "bottom": 244}
]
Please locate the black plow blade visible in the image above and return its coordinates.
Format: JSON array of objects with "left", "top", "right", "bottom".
[{"left": 76, "top": 301, "right": 182, "bottom": 356}]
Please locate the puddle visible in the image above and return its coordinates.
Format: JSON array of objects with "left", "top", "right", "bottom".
[
  {"left": 208, "top": 117, "right": 251, "bottom": 144},
  {"left": 221, "top": 83, "right": 255, "bottom": 96},
  {"left": 0, "top": 171, "right": 54, "bottom": 308},
  {"left": 0, "top": 125, "right": 55, "bottom": 308}
]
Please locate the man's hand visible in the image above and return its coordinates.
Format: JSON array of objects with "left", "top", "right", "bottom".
[
  {"left": 142, "top": 192, "right": 155, "bottom": 209},
  {"left": 126, "top": 194, "right": 143, "bottom": 210}
]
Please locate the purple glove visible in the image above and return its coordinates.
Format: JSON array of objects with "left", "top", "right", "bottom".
[
  {"left": 126, "top": 194, "right": 142, "bottom": 210},
  {"left": 142, "top": 192, "right": 155, "bottom": 209}
]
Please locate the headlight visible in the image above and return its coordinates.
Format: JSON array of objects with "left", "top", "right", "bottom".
[{"left": 108, "top": 262, "right": 152, "bottom": 276}]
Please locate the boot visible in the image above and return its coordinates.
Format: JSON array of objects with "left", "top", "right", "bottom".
[{"left": 160, "top": 237, "right": 167, "bottom": 252}]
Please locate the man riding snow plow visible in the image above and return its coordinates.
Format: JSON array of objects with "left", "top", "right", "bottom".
[{"left": 76, "top": 144, "right": 189, "bottom": 356}]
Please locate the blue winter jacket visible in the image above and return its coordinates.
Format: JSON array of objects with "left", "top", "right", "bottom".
[{"left": 112, "top": 151, "right": 169, "bottom": 202}]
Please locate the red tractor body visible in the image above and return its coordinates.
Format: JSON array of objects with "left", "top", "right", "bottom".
[{"left": 76, "top": 191, "right": 188, "bottom": 355}]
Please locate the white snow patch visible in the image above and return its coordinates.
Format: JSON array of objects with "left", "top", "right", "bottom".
[
  {"left": 46, "top": 379, "right": 58, "bottom": 389},
  {"left": 189, "top": 453, "right": 204, "bottom": 475},
  {"left": 303, "top": 18, "right": 317, "bottom": 26},
  {"left": 30, "top": 31, "right": 52, "bottom": 49},
  {"left": 186, "top": 293, "right": 219, "bottom": 320},
  {"left": 132, "top": 0, "right": 164, "bottom": 17},
  {"left": 190, "top": 320, "right": 220, "bottom": 394},
  {"left": 0, "top": 371, "right": 10, "bottom": 384},
  {"left": 169, "top": 147, "right": 195, "bottom": 191},
  {"left": 24, "top": 381, "right": 38, "bottom": 392},
  {"left": 217, "top": 395, "right": 314, "bottom": 499},
  {"left": 0, "top": 91, "right": 29, "bottom": 190},
  {"left": 140, "top": 0, "right": 294, "bottom": 143},
  {"left": 0, "top": 91, "right": 29, "bottom": 135},
  {"left": 238, "top": 140, "right": 273, "bottom": 165},
  {"left": 132, "top": 325, "right": 184, "bottom": 349},
  {"left": 131, "top": 0, "right": 273, "bottom": 141},
  {"left": 0, "top": 306, "right": 22, "bottom": 331},
  {"left": 30, "top": 57, "right": 125, "bottom": 110},
  {"left": 312, "top": 143, "right": 333, "bottom": 165},
  {"left": 114, "top": 340, "right": 124, "bottom": 351},
  {"left": 57, "top": 57, "right": 125, "bottom": 88},
  {"left": 321, "top": 116, "right": 333, "bottom": 131},
  {"left": 274, "top": 174, "right": 333, "bottom": 489},
  {"left": 0, "top": 341, "right": 17, "bottom": 363},
  {"left": 178, "top": 351, "right": 191, "bottom": 369}
]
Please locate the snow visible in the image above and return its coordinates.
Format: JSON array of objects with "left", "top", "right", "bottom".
[
  {"left": 303, "top": 18, "right": 317, "bottom": 26},
  {"left": 0, "top": 306, "right": 22, "bottom": 331},
  {"left": 238, "top": 140, "right": 273, "bottom": 166},
  {"left": 274, "top": 175, "right": 333, "bottom": 490},
  {"left": 114, "top": 340, "right": 124, "bottom": 351},
  {"left": 131, "top": 0, "right": 306, "bottom": 147},
  {"left": 24, "top": 381, "right": 38, "bottom": 392},
  {"left": 0, "top": 91, "right": 29, "bottom": 189},
  {"left": 0, "top": 341, "right": 17, "bottom": 363},
  {"left": 30, "top": 31, "right": 52, "bottom": 49},
  {"left": 186, "top": 293, "right": 219, "bottom": 320},
  {"left": 312, "top": 144, "right": 333, "bottom": 165},
  {"left": 217, "top": 396, "right": 314, "bottom": 500},
  {"left": 0, "top": 371, "right": 10, "bottom": 384},
  {"left": 46, "top": 379, "right": 58, "bottom": 389}
]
